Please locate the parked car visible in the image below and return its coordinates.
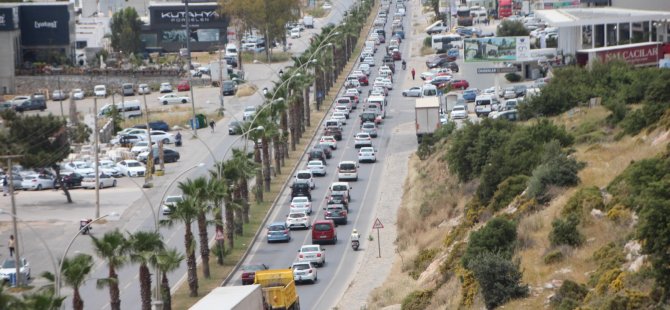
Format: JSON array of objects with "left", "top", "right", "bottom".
[
  {"left": 138, "top": 84, "right": 151, "bottom": 95},
  {"left": 138, "top": 148, "right": 180, "bottom": 163},
  {"left": 96, "top": 160, "right": 122, "bottom": 178},
  {"left": 72, "top": 89, "right": 85, "bottom": 100},
  {"left": 222, "top": 80, "right": 237, "bottom": 96},
  {"left": 116, "top": 160, "right": 146, "bottom": 177},
  {"left": 145, "top": 130, "right": 176, "bottom": 144},
  {"left": 450, "top": 105, "right": 468, "bottom": 119},
  {"left": 158, "top": 94, "right": 190, "bottom": 105},
  {"left": 463, "top": 88, "right": 480, "bottom": 102},
  {"left": 0, "top": 258, "right": 31, "bottom": 282},
  {"left": 450, "top": 79, "right": 470, "bottom": 90},
  {"left": 81, "top": 173, "right": 117, "bottom": 189},
  {"left": 133, "top": 121, "right": 170, "bottom": 132},
  {"left": 228, "top": 121, "right": 243, "bottom": 135},
  {"left": 159, "top": 83, "right": 173, "bottom": 93},
  {"left": 52, "top": 89, "right": 68, "bottom": 101},
  {"left": 14, "top": 98, "right": 46, "bottom": 112},
  {"left": 58, "top": 172, "right": 84, "bottom": 188},
  {"left": 402, "top": 87, "right": 422, "bottom": 97},
  {"left": 266, "top": 222, "right": 291, "bottom": 243},
  {"left": 240, "top": 264, "right": 268, "bottom": 285},
  {"left": 243, "top": 106, "right": 257, "bottom": 121},
  {"left": 61, "top": 161, "right": 95, "bottom": 175},
  {"left": 176, "top": 80, "right": 190, "bottom": 91},
  {"left": 21, "top": 174, "right": 55, "bottom": 190},
  {"left": 161, "top": 195, "right": 183, "bottom": 215},
  {"left": 94, "top": 85, "right": 107, "bottom": 97}
]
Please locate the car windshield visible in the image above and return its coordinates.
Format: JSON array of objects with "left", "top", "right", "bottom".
[
  {"left": 244, "top": 107, "right": 256, "bottom": 112},
  {"left": 297, "top": 173, "right": 311, "bottom": 179},
  {"left": 332, "top": 185, "right": 347, "bottom": 191},
  {"left": 293, "top": 197, "right": 308, "bottom": 203},
  {"left": 302, "top": 246, "right": 319, "bottom": 252},
  {"left": 268, "top": 224, "right": 285, "bottom": 231},
  {"left": 165, "top": 197, "right": 182, "bottom": 203},
  {"left": 340, "top": 163, "right": 356, "bottom": 170},
  {"left": 23, "top": 176, "right": 36, "bottom": 180},
  {"left": 1, "top": 259, "right": 22, "bottom": 269},
  {"left": 307, "top": 162, "right": 322, "bottom": 167},
  {"left": 127, "top": 162, "right": 141, "bottom": 167},
  {"left": 361, "top": 147, "right": 374, "bottom": 152},
  {"left": 293, "top": 263, "right": 311, "bottom": 270},
  {"left": 289, "top": 213, "right": 305, "bottom": 219}
]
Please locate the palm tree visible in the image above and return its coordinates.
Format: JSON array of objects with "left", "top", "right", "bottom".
[
  {"left": 20, "top": 291, "right": 64, "bottom": 310},
  {"left": 127, "top": 231, "right": 164, "bottom": 310},
  {"left": 154, "top": 248, "right": 184, "bottom": 310},
  {"left": 178, "top": 177, "right": 212, "bottom": 279},
  {"left": 205, "top": 172, "right": 227, "bottom": 265},
  {"left": 161, "top": 197, "right": 199, "bottom": 297},
  {"left": 0, "top": 283, "right": 23, "bottom": 309},
  {"left": 61, "top": 254, "right": 94, "bottom": 310},
  {"left": 230, "top": 149, "right": 257, "bottom": 223},
  {"left": 90, "top": 229, "right": 128, "bottom": 310}
]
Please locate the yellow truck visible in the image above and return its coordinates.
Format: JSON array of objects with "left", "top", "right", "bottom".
[{"left": 254, "top": 269, "right": 300, "bottom": 310}]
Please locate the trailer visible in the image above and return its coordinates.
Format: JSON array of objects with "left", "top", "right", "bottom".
[
  {"left": 190, "top": 285, "right": 265, "bottom": 310},
  {"left": 415, "top": 97, "right": 441, "bottom": 143}
]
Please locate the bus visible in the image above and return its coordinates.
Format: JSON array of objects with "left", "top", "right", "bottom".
[
  {"left": 499, "top": 0, "right": 513, "bottom": 18},
  {"left": 431, "top": 34, "right": 463, "bottom": 53},
  {"left": 456, "top": 6, "right": 473, "bottom": 27}
]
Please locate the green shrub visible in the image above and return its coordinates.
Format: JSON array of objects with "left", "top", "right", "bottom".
[
  {"left": 409, "top": 248, "right": 439, "bottom": 280},
  {"left": 496, "top": 20, "right": 530, "bottom": 36},
  {"left": 505, "top": 73, "right": 522, "bottom": 82},
  {"left": 589, "top": 242, "right": 626, "bottom": 286},
  {"left": 488, "top": 175, "right": 529, "bottom": 212},
  {"left": 543, "top": 249, "right": 564, "bottom": 264},
  {"left": 562, "top": 186, "right": 604, "bottom": 219},
  {"left": 620, "top": 102, "right": 670, "bottom": 135},
  {"left": 527, "top": 140, "right": 583, "bottom": 200},
  {"left": 401, "top": 289, "right": 434, "bottom": 310},
  {"left": 466, "top": 252, "right": 528, "bottom": 309},
  {"left": 462, "top": 217, "right": 517, "bottom": 267},
  {"left": 607, "top": 157, "right": 670, "bottom": 211},
  {"left": 423, "top": 36, "right": 432, "bottom": 47},
  {"left": 549, "top": 214, "right": 584, "bottom": 247},
  {"left": 550, "top": 280, "right": 588, "bottom": 309}
]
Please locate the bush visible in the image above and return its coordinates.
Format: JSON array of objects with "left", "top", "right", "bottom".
[
  {"left": 589, "top": 242, "right": 626, "bottom": 286},
  {"left": 549, "top": 214, "right": 584, "bottom": 247},
  {"left": 401, "top": 289, "right": 434, "bottom": 310},
  {"left": 606, "top": 204, "right": 632, "bottom": 225},
  {"left": 543, "top": 249, "right": 564, "bottom": 264},
  {"left": 462, "top": 217, "right": 517, "bottom": 267},
  {"left": 496, "top": 20, "right": 529, "bottom": 36},
  {"left": 488, "top": 175, "right": 529, "bottom": 212},
  {"left": 409, "top": 248, "right": 439, "bottom": 280},
  {"left": 527, "top": 141, "right": 583, "bottom": 200},
  {"left": 467, "top": 252, "right": 528, "bottom": 309},
  {"left": 505, "top": 73, "right": 522, "bottom": 82},
  {"left": 551, "top": 280, "right": 588, "bottom": 309},
  {"left": 562, "top": 186, "right": 604, "bottom": 219},
  {"left": 423, "top": 36, "right": 432, "bottom": 47},
  {"left": 607, "top": 157, "right": 670, "bottom": 211}
]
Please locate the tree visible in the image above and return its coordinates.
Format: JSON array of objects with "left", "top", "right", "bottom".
[
  {"left": 110, "top": 7, "right": 142, "bottom": 55},
  {"left": 90, "top": 230, "right": 129, "bottom": 310},
  {"left": 161, "top": 197, "right": 199, "bottom": 297},
  {"left": 178, "top": 177, "right": 212, "bottom": 279},
  {"left": 467, "top": 252, "right": 528, "bottom": 309},
  {"left": 462, "top": 217, "right": 517, "bottom": 267},
  {"left": 637, "top": 178, "right": 670, "bottom": 300},
  {"left": 154, "top": 248, "right": 184, "bottom": 310},
  {"left": 0, "top": 114, "right": 73, "bottom": 202},
  {"left": 128, "top": 231, "right": 164, "bottom": 310},
  {"left": 60, "top": 254, "right": 94, "bottom": 310},
  {"left": 205, "top": 171, "right": 228, "bottom": 265},
  {"left": 496, "top": 20, "right": 529, "bottom": 37}
]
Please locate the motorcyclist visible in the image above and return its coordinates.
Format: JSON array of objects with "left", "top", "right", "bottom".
[
  {"left": 402, "top": 60, "right": 407, "bottom": 70},
  {"left": 351, "top": 229, "right": 360, "bottom": 241}
]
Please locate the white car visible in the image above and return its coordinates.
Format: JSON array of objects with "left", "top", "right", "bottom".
[
  {"left": 138, "top": 84, "right": 151, "bottom": 94},
  {"left": 358, "top": 146, "right": 377, "bottom": 163},
  {"left": 130, "top": 141, "right": 156, "bottom": 155},
  {"left": 291, "top": 261, "right": 318, "bottom": 283},
  {"left": 145, "top": 130, "right": 176, "bottom": 144},
  {"left": 450, "top": 105, "right": 468, "bottom": 120},
  {"left": 290, "top": 196, "right": 313, "bottom": 214},
  {"left": 159, "top": 82, "right": 173, "bottom": 93},
  {"left": 331, "top": 112, "right": 347, "bottom": 125},
  {"left": 286, "top": 211, "right": 311, "bottom": 229},
  {"left": 94, "top": 85, "right": 107, "bottom": 97},
  {"left": 243, "top": 106, "right": 257, "bottom": 121},
  {"left": 158, "top": 94, "right": 190, "bottom": 105},
  {"left": 421, "top": 68, "right": 452, "bottom": 80},
  {"left": 358, "top": 64, "right": 371, "bottom": 76},
  {"left": 96, "top": 160, "right": 122, "bottom": 177},
  {"left": 162, "top": 195, "right": 183, "bottom": 215},
  {"left": 334, "top": 105, "right": 349, "bottom": 118},
  {"left": 0, "top": 258, "right": 31, "bottom": 282},
  {"left": 72, "top": 88, "right": 85, "bottom": 100},
  {"left": 21, "top": 174, "right": 55, "bottom": 190},
  {"left": 373, "top": 79, "right": 392, "bottom": 90},
  {"left": 62, "top": 161, "right": 95, "bottom": 175},
  {"left": 319, "top": 136, "right": 337, "bottom": 150},
  {"left": 295, "top": 170, "right": 315, "bottom": 189},
  {"left": 322, "top": 2, "right": 332, "bottom": 9},
  {"left": 297, "top": 244, "right": 326, "bottom": 267},
  {"left": 306, "top": 160, "right": 326, "bottom": 176},
  {"left": 81, "top": 173, "right": 117, "bottom": 189},
  {"left": 362, "top": 56, "right": 375, "bottom": 66},
  {"left": 354, "top": 132, "right": 372, "bottom": 148},
  {"left": 116, "top": 160, "right": 146, "bottom": 177},
  {"left": 290, "top": 27, "right": 301, "bottom": 38}
]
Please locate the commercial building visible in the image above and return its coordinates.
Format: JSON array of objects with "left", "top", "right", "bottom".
[{"left": 0, "top": 7, "right": 20, "bottom": 94}]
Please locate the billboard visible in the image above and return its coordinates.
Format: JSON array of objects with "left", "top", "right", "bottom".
[
  {"left": 19, "top": 5, "right": 71, "bottom": 46},
  {"left": 464, "top": 37, "right": 530, "bottom": 62},
  {"left": 596, "top": 43, "right": 660, "bottom": 66},
  {"left": 0, "top": 7, "right": 19, "bottom": 31},
  {"left": 149, "top": 3, "right": 225, "bottom": 29}
]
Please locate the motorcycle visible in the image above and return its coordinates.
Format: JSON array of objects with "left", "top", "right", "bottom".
[
  {"left": 351, "top": 240, "right": 360, "bottom": 251},
  {"left": 80, "top": 219, "right": 92, "bottom": 235},
  {"left": 402, "top": 61, "right": 407, "bottom": 70}
]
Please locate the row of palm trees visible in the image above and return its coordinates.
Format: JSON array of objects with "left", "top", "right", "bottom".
[{"left": 0, "top": 1, "right": 375, "bottom": 309}]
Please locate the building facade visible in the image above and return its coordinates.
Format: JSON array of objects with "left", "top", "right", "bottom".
[{"left": 0, "top": 7, "right": 20, "bottom": 94}]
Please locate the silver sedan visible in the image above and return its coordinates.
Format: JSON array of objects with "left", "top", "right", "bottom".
[{"left": 402, "top": 87, "right": 422, "bottom": 97}]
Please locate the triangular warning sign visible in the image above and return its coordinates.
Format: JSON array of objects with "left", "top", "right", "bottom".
[{"left": 373, "top": 218, "right": 384, "bottom": 229}]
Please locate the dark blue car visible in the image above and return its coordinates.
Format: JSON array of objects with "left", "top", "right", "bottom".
[{"left": 463, "top": 89, "right": 479, "bottom": 102}]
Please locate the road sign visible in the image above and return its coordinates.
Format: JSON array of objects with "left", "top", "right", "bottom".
[
  {"left": 373, "top": 218, "right": 384, "bottom": 229},
  {"left": 476, "top": 67, "right": 518, "bottom": 74}
]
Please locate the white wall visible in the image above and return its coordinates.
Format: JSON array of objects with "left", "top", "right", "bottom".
[{"left": 0, "top": 31, "right": 20, "bottom": 94}]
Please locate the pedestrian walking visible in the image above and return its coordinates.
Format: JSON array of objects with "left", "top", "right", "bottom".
[
  {"left": 411, "top": 68, "right": 416, "bottom": 80},
  {"left": 2, "top": 175, "right": 8, "bottom": 196},
  {"left": 8, "top": 235, "right": 15, "bottom": 257},
  {"left": 209, "top": 120, "right": 216, "bottom": 133}
]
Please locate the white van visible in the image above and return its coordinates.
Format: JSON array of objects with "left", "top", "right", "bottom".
[
  {"left": 337, "top": 161, "right": 359, "bottom": 181},
  {"left": 99, "top": 100, "right": 143, "bottom": 119},
  {"left": 94, "top": 85, "right": 107, "bottom": 98},
  {"left": 425, "top": 21, "right": 448, "bottom": 35},
  {"left": 421, "top": 84, "right": 438, "bottom": 97},
  {"left": 225, "top": 43, "right": 238, "bottom": 57}
]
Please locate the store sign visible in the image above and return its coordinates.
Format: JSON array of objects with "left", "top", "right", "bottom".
[
  {"left": 597, "top": 44, "right": 660, "bottom": 66},
  {"left": 19, "top": 5, "right": 70, "bottom": 46},
  {"left": 149, "top": 4, "right": 225, "bottom": 28},
  {"left": 0, "top": 7, "right": 18, "bottom": 31}
]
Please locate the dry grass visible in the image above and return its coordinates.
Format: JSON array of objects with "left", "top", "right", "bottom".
[{"left": 120, "top": 105, "right": 222, "bottom": 130}]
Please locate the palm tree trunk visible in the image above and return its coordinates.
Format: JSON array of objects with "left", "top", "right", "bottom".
[
  {"left": 290, "top": 103, "right": 298, "bottom": 151},
  {"left": 262, "top": 136, "right": 271, "bottom": 192},
  {"left": 197, "top": 212, "right": 211, "bottom": 279},
  {"left": 254, "top": 142, "right": 263, "bottom": 202},
  {"left": 224, "top": 199, "right": 235, "bottom": 250},
  {"left": 73, "top": 287, "right": 83, "bottom": 310},
  {"left": 109, "top": 266, "right": 121, "bottom": 310},
  {"left": 273, "top": 135, "right": 281, "bottom": 175},
  {"left": 233, "top": 187, "right": 244, "bottom": 235},
  {"left": 185, "top": 224, "right": 199, "bottom": 297},
  {"left": 282, "top": 134, "right": 288, "bottom": 166},
  {"left": 304, "top": 87, "right": 311, "bottom": 127},
  {"left": 161, "top": 271, "right": 172, "bottom": 310},
  {"left": 240, "top": 177, "right": 250, "bottom": 223},
  {"left": 214, "top": 205, "right": 225, "bottom": 265},
  {"left": 139, "top": 264, "right": 151, "bottom": 310}
]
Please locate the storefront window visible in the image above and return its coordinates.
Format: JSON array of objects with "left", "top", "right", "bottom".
[
  {"left": 162, "top": 30, "right": 187, "bottom": 43},
  {"left": 618, "top": 23, "right": 630, "bottom": 45},
  {"left": 606, "top": 23, "right": 617, "bottom": 46},
  {"left": 632, "top": 22, "right": 650, "bottom": 43},
  {"left": 140, "top": 34, "right": 157, "bottom": 47},
  {"left": 594, "top": 24, "right": 604, "bottom": 48},
  {"left": 582, "top": 25, "right": 592, "bottom": 49},
  {"left": 194, "top": 29, "right": 220, "bottom": 42}
]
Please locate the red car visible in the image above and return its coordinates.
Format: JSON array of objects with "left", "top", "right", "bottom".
[
  {"left": 356, "top": 74, "right": 369, "bottom": 86},
  {"left": 392, "top": 50, "right": 402, "bottom": 61},
  {"left": 177, "top": 80, "right": 190, "bottom": 91},
  {"left": 450, "top": 79, "right": 470, "bottom": 90},
  {"left": 240, "top": 264, "right": 268, "bottom": 285}
]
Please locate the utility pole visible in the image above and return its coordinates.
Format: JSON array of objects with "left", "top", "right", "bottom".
[
  {"left": 142, "top": 93, "right": 154, "bottom": 188},
  {"left": 2, "top": 155, "right": 23, "bottom": 287},
  {"left": 218, "top": 44, "right": 224, "bottom": 116},
  {"left": 57, "top": 74, "right": 64, "bottom": 118},
  {"left": 93, "top": 98, "right": 101, "bottom": 218},
  {"left": 185, "top": 0, "right": 198, "bottom": 137}
]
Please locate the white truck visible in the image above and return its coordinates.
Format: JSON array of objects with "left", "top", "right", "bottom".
[
  {"left": 303, "top": 15, "right": 314, "bottom": 29},
  {"left": 415, "top": 97, "right": 441, "bottom": 143},
  {"left": 189, "top": 285, "right": 265, "bottom": 310}
]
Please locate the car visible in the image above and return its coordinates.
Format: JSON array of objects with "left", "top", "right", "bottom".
[
  {"left": 354, "top": 132, "right": 372, "bottom": 148},
  {"left": 322, "top": 2, "right": 332, "bottom": 9},
  {"left": 0, "top": 102, "right": 14, "bottom": 112},
  {"left": 145, "top": 130, "right": 176, "bottom": 144},
  {"left": 358, "top": 63, "right": 371, "bottom": 75},
  {"left": 334, "top": 105, "right": 350, "bottom": 118},
  {"left": 440, "top": 113, "right": 449, "bottom": 125},
  {"left": 21, "top": 174, "right": 55, "bottom": 190},
  {"left": 428, "top": 75, "right": 453, "bottom": 87},
  {"left": 513, "top": 85, "right": 527, "bottom": 97},
  {"left": 145, "top": 121, "right": 170, "bottom": 132},
  {"left": 402, "top": 87, "right": 422, "bottom": 97},
  {"left": 266, "top": 222, "right": 291, "bottom": 243},
  {"left": 222, "top": 80, "right": 237, "bottom": 96},
  {"left": 313, "top": 144, "right": 332, "bottom": 159},
  {"left": 463, "top": 88, "right": 480, "bottom": 102},
  {"left": 344, "top": 89, "right": 361, "bottom": 103},
  {"left": 138, "top": 148, "right": 180, "bottom": 164},
  {"left": 306, "top": 160, "right": 326, "bottom": 177},
  {"left": 95, "top": 160, "right": 122, "bottom": 178},
  {"left": 425, "top": 55, "right": 449, "bottom": 68},
  {"left": 295, "top": 170, "right": 315, "bottom": 189},
  {"left": 324, "top": 205, "right": 347, "bottom": 225},
  {"left": 450, "top": 105, "right": 468, "bottom": 120},
  {"left": 159, "top": 83, "right": 173, "bottom": 93},
  {"left": 0, "top": 258, "right": 31, "bottom": 282},
  {"left": 161, "top": 195, "right": 183, "bottom": 215},
  {"left": 358, "top": 146, "right": 377, "bottom": 163},
  {"left": 72, "top": 89, "right": 85, "bottom": 100},
  {"left": 308, "top": 149, "right": 327, "bottom": 165},
  {"left": 337, "top": 161, "right": 359, "bottom": 181},
  {"left": 138, "top": 84, "right": 151, "bottom": 95},
  {"left": 362, "top": 56, "right": 376, "bottom": 66},
  {"left": 420, "top": 68, "right": 452, "bottom": 80},
  {"left": 3, "top": 173, "right": 23, "bottom": 190},
  {"left": 116, "top": 160, "right": 146, "bottom": 177},
  {"left": 158, "top": 94, "right": 190, "bottom": 105},
  {"left": 81, "top": 173, "right": 117, "bottom": 189},
  {"left": 286, "top": 211, "right": 311, "bottom": 230},
  {"left": 319, "top": 136, "right": 337, "bottom": 150},
  {"left": 447, "top": 48, "right": 459, "bottom": 59},
  {"left": 243, "top": 106, "right": 257, "bottom": 121},
  {"left": 290, "top": 182, "right": 312, "bottom": 201},
  {"left": 94, "top": 85, "right": 107, "bottom": 97},
  {"left": 360, "top": 111, "right": 382, "bottom": 125},
  {"left": 240, "top": 263, "right": 268, "bottom": 285},
  {"left": 228, "top": 121, "right": 243, "bottom": 135},
  {"left": 328, "top": 182, "right": 351, "bottom": 201},
  {"left": 61, "top": 161, "right": 95, "bottom": 175},
  {"left": 323, "top": 127, "right": 342, "bottom": 141},
  {"left": 297, "top": 245, "right": 326, "bottom": 267},
  {"left": 10, "top": 96, "right": 30, "bottom": 105},
  {"left": 291, "top": 262, "right": 318, "bottom": 284},
  {"left": 130, "top": 141, "right": 156, "bottom": 155},
  {"left": 503, "top": 86, "right": 517, "bottom": 99},
  {"left": 58, "top": 172, "right": 84, "bottom": 188},
  {"left": 290, "top": 27, "right": 301, "bottom": 38},
  {"left": 391, "top": 50, "right": 402, "bottom": 60},
  {"left": 290, "top": 196, "right": 313, "bottom": 214},
  {"left": 450, "top": 79, "right": 470, "bottom": 90},
  {"left": 360, "top": 122, "right": 378, "bottom": 138},
  {"left": 336, "top": 97, "right": 353, "bottom": 111},
  {"left": 177, "top": 80, "right": 190, "bottom": 91},
  {"left": 14, "top": 98, "right": 46, "bottom": 112}
]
